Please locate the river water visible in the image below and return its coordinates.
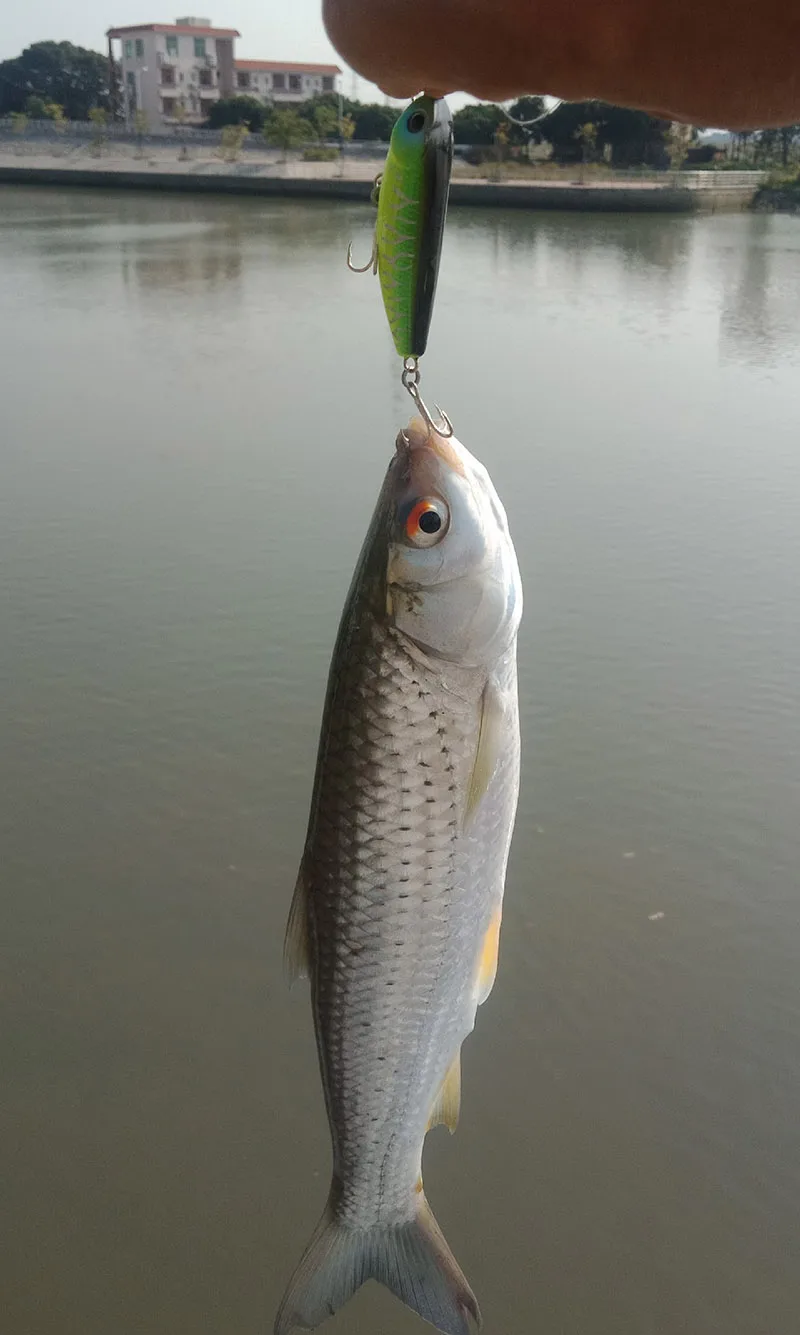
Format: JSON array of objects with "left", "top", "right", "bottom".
[{"left": 2, "top": 186, "right": 800, "bottom": 1335}]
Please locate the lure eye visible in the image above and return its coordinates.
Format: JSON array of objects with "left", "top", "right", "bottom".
[
  {"left": 404, "top": 497, "right": 449, "bottom": 547},
  {"left": 407, "top": 110, "right": 426, "bottom": 134}
]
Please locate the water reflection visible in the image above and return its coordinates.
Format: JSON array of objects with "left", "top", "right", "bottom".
[
  {"left": 720, "top": 214, "right": 800, "bottom": 364},
  {"left": 120, "top": 235, "right": 243, "bottom": 292},
  {"left": 451, "top": 208, "right": 693, "bottom": 273}
]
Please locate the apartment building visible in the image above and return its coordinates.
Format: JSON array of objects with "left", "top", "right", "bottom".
[
  {"left": 107, "top": 17, "right": 341, "bottom": 128},
  {"left": 107, "top": 18, "right": 239, "bottom": 125},
  {"left": 233, "top": 61, "right": 340, "bottom": 105}
]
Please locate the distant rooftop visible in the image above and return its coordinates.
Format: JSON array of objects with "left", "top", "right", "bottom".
[
  {"left": 235, "top": 60, "right": 341, "bottom": 74},
  {"left": 107, "top": 17, "right": 240, "bottom": 37}
]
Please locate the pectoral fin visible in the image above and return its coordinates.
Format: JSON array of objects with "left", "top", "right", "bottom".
[
  {"left": 474, "top": 905, "right": 503, "bottom": 1006},
  {"left": 283, "top": 863, "right": 311, "bottom": 984},
  {"left": 464, "top": 679, "right": 505, "bottom": 827},
  {"left": 427, "top": 1049, "right": 461, "bottom": 1134}
]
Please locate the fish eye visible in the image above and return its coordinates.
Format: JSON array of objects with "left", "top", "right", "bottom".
[
  {"left": 404, "top": 497, "right": 449, "bottom": 547},
  {"left": 407, "top": 110, "right": 426, "bottom": 134}
]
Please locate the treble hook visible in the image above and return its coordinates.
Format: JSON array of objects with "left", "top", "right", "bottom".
[
  {"left": 346, "top": 238, "right": 378, "bottom": 274},
  {"left": 401, "top": 357, "right": 454, "bottom": 439}
]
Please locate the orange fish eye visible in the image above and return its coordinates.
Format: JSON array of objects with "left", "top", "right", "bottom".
[{"left": 404, "top": 497, "right": 449, "bottom": 547}]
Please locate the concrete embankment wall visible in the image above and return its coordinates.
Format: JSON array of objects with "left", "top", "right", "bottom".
[{"left": 0, "top": 164, "right": 764, "bottom": 213}]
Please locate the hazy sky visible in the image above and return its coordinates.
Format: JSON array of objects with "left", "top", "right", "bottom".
[{"left": 0, "top": 0, "right": 418, "bottom": 104}]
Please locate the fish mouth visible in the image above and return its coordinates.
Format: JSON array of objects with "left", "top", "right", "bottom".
[{"left": 395, "top": 418, "right": 466, "bottom": 477}]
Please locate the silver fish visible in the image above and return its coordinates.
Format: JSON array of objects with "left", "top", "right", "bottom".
[{"left": 276, "top": 417, "right": 522, "bottom": 1335}]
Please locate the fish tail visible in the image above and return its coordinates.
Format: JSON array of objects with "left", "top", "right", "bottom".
[{"left": 274, "top": 1186, "right": 481, "bottom": 1335}]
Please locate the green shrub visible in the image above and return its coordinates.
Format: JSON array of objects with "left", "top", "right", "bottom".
[{"left": 302, "top": 146, "right": 339, "bottom": 161}]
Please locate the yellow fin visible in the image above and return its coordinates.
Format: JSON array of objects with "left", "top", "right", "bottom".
[
  {"left": 283, "top": 864, "right": 311, "bottom": 985},
  {"left": 475, "top": 905, "right": 503, "bottom": 1006},
  {"left": 427, "top": 1049, "right": 461, "bottom": 1134},
  {"left": 465, "top": 679, "right": 504, "bottom": 827}
]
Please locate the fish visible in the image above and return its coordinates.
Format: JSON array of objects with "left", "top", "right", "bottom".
[
  {"left": 351, "top": 95, "right": 454, "bottom": 361},
  {"left": 275, "top": 416, "right": 522, "bottom": 1335}
]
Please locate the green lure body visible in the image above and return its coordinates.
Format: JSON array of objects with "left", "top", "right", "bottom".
[{"left": 375, "top": 95, "right": 454, "bottom": 360}]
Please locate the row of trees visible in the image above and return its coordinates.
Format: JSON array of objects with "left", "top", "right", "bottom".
[
  {"left": 206, "top": 95, "right": 698, "bottom": 167},
  {"left": 2, "top": 42, "right": 799, "bottom": 170},
  {"left": 208, "top": 92, "right": 397, "bottom": 142},
  {"left": 208, "top": 95, "right": 691, "bottom": 167}
]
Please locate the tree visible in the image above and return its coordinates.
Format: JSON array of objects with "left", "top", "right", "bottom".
[
  {"left": 25, "top": 93, "right": 68, "bottom": 124},
  {"left": 173, "top": 98, "right": 190, "bottom": 159},
  {"left": 219, "top": 123, "right": 249, "bottom": 162},
  {"left": 505, "top": 96, "right": 546, "bottom": 146},
  {"left": 207, "top": 95, "right": 266, "bottom": 132},
  {"left": 133, "top": 109, "right": 148, "bottom": 157},
  {"left": 339, "top": 112, "right": 355, "bottom": 175},
  {"left": 779, "top": 124, "right": 800, "bottom": 167},
  {"left": 0, "top": 41, "right": 115, "bottom": 120},
  {"left": 665, "top": 121, "right": 693, "bottom": 174},
  {"left": 88, "top": 106, "right": 107, "bottom": 155},
  {"left": 544, "top": 101, "right": 670, "bottom": 167},
  {"left": 577, "top": 121, "right": 598, "bottom": 162},
  {"left": 352, "top": 103, "right": 399, "bottom": 142},
  {"left": 25, "top": 94, "right": 49, "bottom": 118},
  {"left": 262, "top": 109, "right": 312, "bottom": 162},
  {"left": 310, "top": 101, "right": 339, "bottom": 142},
  {"left": 452, "top": 103, "right": 506, "bottom": 145},
  {"left": 295, "top": 90, "right": 358, "bottom": 127}
]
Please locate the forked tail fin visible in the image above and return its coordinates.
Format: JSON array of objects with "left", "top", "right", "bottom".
[{"left": 274, "top": 1187, "right": 481, "bottom": 1335}]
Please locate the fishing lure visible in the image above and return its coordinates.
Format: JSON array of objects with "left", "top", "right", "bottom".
[{"left": 348, "top": 94, "right": 454, "bottom": 435}]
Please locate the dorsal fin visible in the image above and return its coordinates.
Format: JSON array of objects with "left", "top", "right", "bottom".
[{"left": 283, "top": 863, "right": 311, "bottom": 984}]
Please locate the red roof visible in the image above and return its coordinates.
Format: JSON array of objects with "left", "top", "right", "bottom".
[
  {"left": 107, "top": 23, "right": 240, "bottom": 38},
  {"left": 235, "top": 60, "right": 341, "bottom": 75}
]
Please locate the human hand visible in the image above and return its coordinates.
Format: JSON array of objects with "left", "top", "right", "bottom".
[{"left": 323, "top": 0, "right": 800, "bottom": 129}]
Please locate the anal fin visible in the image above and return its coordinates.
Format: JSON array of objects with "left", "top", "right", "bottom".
[{"left": 427, "top": 1049, "right": 461, "bottom": 1134}]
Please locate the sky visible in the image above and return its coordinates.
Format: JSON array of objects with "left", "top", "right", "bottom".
[{"left": 0, "top": 0, "right": 476, "bottom": 106}]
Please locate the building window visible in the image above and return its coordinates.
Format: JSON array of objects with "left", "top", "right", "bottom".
[
  {"left": 166, "top": 35, "right": 178, "bottom": 56},
  {"left": 161, "top": 66, "right": 176, "bottom": 87},
  {"left": 289, "top": 74, "right": 301, "bottom": 91},
  {"left": 194, "top": 37, "right": 206, "bottom": 57},
  {"left": 198, "top": 68, "right": 213, "bottom": 87},
  {"left": 124, "top": 39, "right": 133, "bottom": 59},
  {"left": 322, "top": 76, "right": 334, "bottom": 91},
  {"left": 236, "top": 71, "right": 250, "bottom": 89},
  {"left": 135, "top": 38, "right": 144, "bottom": 58},
  {"left": 272, "top": 72, "right": 285, "bottom": 90},
  {"left": 162, "top": 97, "right": 176, "bottom": 115}
]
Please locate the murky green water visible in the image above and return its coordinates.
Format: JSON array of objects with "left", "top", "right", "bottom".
[{"left": 2, "top": 186, "right": 800, "bottom": 1335}]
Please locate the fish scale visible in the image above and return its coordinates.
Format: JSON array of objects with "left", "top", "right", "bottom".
[{"left": 311, "top": 619, "right": 481, "bottom": 1223}]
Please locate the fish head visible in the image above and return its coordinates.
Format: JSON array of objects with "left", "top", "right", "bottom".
[
  {"left": 385, "top": 418, "right": 522, "bottom": 668},
  {"left": 390, "top": 95, "right": 453, "bottom": 165}
]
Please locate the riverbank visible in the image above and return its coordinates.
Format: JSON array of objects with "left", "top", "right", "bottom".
[{"left": 0, "top": 147, "right": 765, "bottom": 213}]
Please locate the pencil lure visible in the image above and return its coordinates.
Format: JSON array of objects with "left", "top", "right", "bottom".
[{"left": 348, "top": 95, "right": 455, "bottom": 433}]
